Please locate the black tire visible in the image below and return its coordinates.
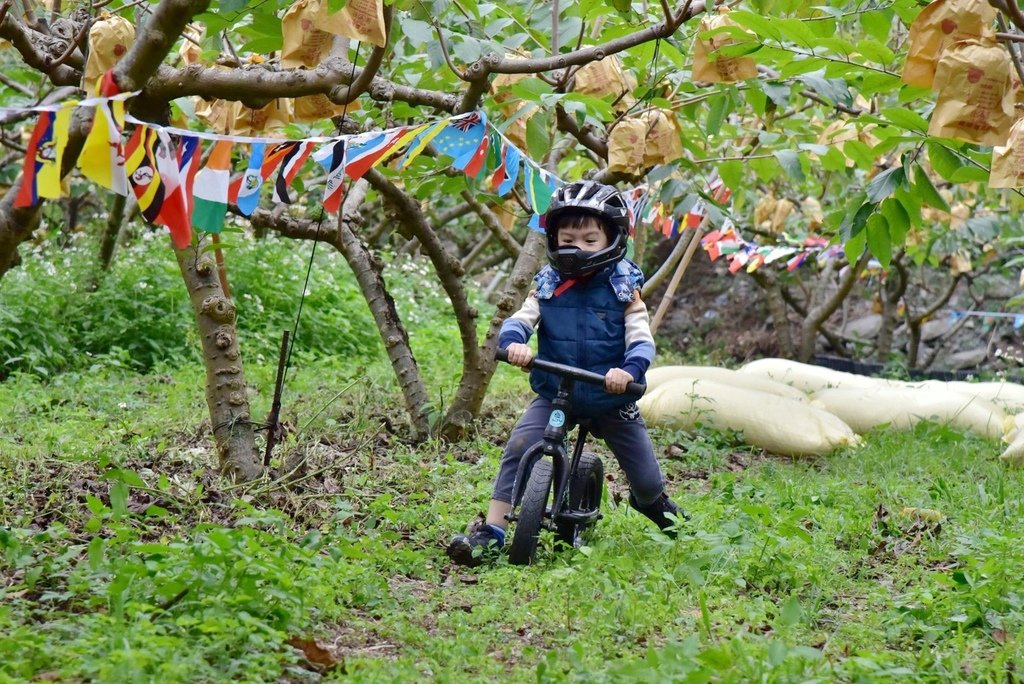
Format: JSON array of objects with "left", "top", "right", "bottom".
[
  {"left": 555, "top": 452, "right": 604, "bottom": 548},
  {"left": 508, "top": 459, "right": 553, "bottom": 565}
]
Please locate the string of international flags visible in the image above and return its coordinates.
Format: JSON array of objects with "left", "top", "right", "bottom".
[{"left": 2, "top": 75, "right": 839, "bottom": 274}]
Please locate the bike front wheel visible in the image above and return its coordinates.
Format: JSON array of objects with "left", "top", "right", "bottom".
[
  {"left": 508, "top": 458, "right": 553, "bottom": 565},
  {"left": 555, "top": 451, "right": 604, "bottom": 548}
]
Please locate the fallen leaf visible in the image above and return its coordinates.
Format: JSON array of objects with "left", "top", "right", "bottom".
[{"left": 287, "top": 636, "right": 342, "bottom": 672}]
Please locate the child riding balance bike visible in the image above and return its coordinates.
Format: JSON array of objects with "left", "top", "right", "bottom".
[{"left": 447, "top": 181, "right": 684, "bottom": 567}]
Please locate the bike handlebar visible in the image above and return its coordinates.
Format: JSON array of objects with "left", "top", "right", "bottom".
[{"left": 496, "top": 347, "right": 647, "bottom": 397}]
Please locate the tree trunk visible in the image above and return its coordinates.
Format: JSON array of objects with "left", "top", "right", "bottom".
[
  {"left": 336, "top": 223, "right": 433, "bottom": 436},
  {"left": 798, "top": 252, "right": 871, "bottom": 362},
  {"left": 173, "top": 242, "right": 262, "bottom": 481},
  {"left": 750, "top": 269, "right": 795, "bottom": 358},
  {"left": 0, "top": 179, "right": 42, "bottom": 281},
  {"left": 439, "top": 230, "right": 546, "bottom": 440},
  {"left": 98, "top": 194, "right": 128, "bottom": 272},
  {"left": 875, "top": 254, "right": 907, "bottom": 364}
]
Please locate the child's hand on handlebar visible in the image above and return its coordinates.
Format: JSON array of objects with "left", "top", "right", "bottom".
[
  {"left": 505, "top": 343, "right": 534, "bottom": 370},
  {"left": 604, "top": 368, "right": 634, "bottom": 394}
]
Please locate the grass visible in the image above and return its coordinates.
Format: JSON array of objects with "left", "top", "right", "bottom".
[
  {"left": 2, "top": 233, "right": 1023, "bottom": 681},
  {"left": 2, "top": 355, "right": 1023, "bottom": 682}
]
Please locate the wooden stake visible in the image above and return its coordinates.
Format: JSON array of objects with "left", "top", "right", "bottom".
[
  {"left": 649, "top": 215, "right": 709, "bottom": 335},
  {"left": 264, "top": 330, "right": 290, "bottom": 466}
]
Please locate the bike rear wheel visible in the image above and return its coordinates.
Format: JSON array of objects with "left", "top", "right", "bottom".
[
  {"left": 508, "top": 459, "right": 553, "bottom": 565},
  {"left": 555, "top": 452, "right": 604, "bottom": 548}
]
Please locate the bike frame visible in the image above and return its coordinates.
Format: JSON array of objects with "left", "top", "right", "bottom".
[{"left": 499, "top": 350, "right": 645, "bottom": 529}]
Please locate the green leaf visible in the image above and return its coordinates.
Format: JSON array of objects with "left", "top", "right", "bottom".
[
  {"left": 881, "top": 107, "right": 928, "bottom": 134},
  {"left": 820, "top": 146, "right": 848, "bottom": 172},
  {"left": 866, "top": 166, "right": 906, "bottom": 203},
  {"left": 401, "top": 17, "right": 433, "bottom": 47},
  {"left": 728, "top": 10, "right": 782, "bottom": 41},
  {"left": 949, "top": 165, "right": 989, "bottom": 184},
  {"left": 717, "top": 159, "right": 744, "bottom": 193},
  {"left": 843, "top": 140, "right": 875, "bottom": 169},
  {"left": 855, "top": 39, "right": 895, "bottom": 65},
  {"left": 774, "top": 149, "right": 805, "bottom": 182},
  {"left": 927, "top": 142, "right": 964, "bottom": 181},
  {"left": 860, "top": 9, "right": 893, "bottom": 43},
  {"left": 217, "top": 0, "right": 248, "bottom": 13},
  {"left": 880, "top": 197, "right": 910, "bottom": 245},
  {"left": 841, "top": 199, "right": 876, "bottom": 240},
  {"left": 844, "top": 223, "right": 867, "bottom": 262},
  {"left": 865, "top": 213, "right": 892, "bottom": 267},
  {"left": 778, "top": 595, "right": 803, "bottom": 627},
  {"left": 525, "top": 113, "right": 549, "bottom": 162},
  {"left": 706, "top": 93, "right": 729, "bottom": 137},
  {"left": 912, "top": 164, "right": 950, "bottom": 212}
]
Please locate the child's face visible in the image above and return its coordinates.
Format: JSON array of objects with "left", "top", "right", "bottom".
[{"left": 557, "top": 219, "right": 609, "bottom": 253}]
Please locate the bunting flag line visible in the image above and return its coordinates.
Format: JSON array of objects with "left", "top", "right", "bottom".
[
  {"left": 177, "top": 135, "right": 202, "bottom": 218},
  {"left": 432, "top": 112, "right": 488, "bottom": 171},
  {"left": 124, "top": 125, "right": 191, "bottom": 248},
  {"left": 314, "top": 139, "right": 347, "bottom": 213},
  {"left": 14, "top": 111, "right": 56, "bottom": 208},
  {"left": 274, "top": 141, "right": 314, "bottom": 204},
  {"left": 5, "top": 90, "right": 610, "bottom": 256},
  {"left": 192, "top": 140, "right": 234, "bottom": 233},
  {"left": 152, "top": 128, "right": 192, "bottom": 248},
  {"left": 234, "top": 142, "right": 266, "bottom": 216},
  {"left": 344, "top": 127, "right": 407, "bottom": 180},
  {"left": 78, "top": 96, "right": 129, "bottom": 196}
]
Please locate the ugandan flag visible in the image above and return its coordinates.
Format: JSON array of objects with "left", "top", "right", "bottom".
[
  {"left": 124, "top": 126, "right": 191, "bottom": 248},
  {"left": 14, "top": 107, "right": 72, "bottom": 208}
]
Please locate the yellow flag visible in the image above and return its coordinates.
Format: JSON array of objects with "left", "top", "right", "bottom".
[{"left": 78, "top": 98, "right": 128, "bottom": 195}]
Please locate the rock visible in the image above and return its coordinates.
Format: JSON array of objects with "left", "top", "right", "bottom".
[
  {"left": 842, "top": 314, "right": 882, "bottom": 340},
  {"left": 921, "top": 317, "right": 955, "bottom": 341},
  {"left": 947, "top": 347, "right": 988, "bottom": 370}
]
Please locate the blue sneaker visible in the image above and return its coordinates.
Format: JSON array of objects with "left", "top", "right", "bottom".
[{"left": 446, "top": 520, "right": 506, "bottom": 567}]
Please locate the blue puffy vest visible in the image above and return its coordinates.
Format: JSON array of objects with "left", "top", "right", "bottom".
[{"left": 530, "top": 268, "right": 640, "bottom": 418}]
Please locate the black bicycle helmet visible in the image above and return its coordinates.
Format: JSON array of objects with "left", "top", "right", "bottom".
[{"left": 545, "top": 181, "right": 630, "bottom": 277}]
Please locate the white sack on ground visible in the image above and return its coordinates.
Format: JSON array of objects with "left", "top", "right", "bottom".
[
  {"left": 645, "top": 366, "right": 809, "bottom": 402},
  {"left": 739, "top": 358, "right": 880, "bottom": 392},
  {"left": 638, "top": 377, "right": 860, "bottom": 457},
  {"left": 810, "top": 386, "right": 1007, "bottom": 440},
  {"left": 999, "top": 429, "right": 1024, "bottom": 467},
  {"left": 931, "top": 380, "right": 1024, "bottom": 412}
]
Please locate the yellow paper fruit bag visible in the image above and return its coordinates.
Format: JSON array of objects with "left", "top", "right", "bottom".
[
  {"left": 282, "top": 0, "right": 337, "bottom": 68},
  {"left": 928, "top": 39, "right": 1014, "bottom": 146},
  {"left": 990, "top": 118, "right": 1024, "bottom": 188},
  {"left": 607, "top": 117, "right": 648, "bottom": 177},
  {"left": 178, "top": 24, "right": 204, "bottom": 66},
  {"left": 322, "top": 0, "right": 388, "bottom": 48},
  {"left": 902, "top": 0, "right": 996, "bottom": 89},
  {"left": 691, "top": 7, "right": 758, "bottom": 83},
  {"left": 232, "top": 99, "right": 293, "bottom": 137},
  {"left": 292, "top": 93, "right": 359, "bottom": 122},
  {"left": 641, "top": 108, "right": 684, "bottom": 168},
  {"left": 573, "top": 55, "right": 634, "bottom": 109},
  {"left": 82, "top": 14, "right": 135, "bottom": 93}
]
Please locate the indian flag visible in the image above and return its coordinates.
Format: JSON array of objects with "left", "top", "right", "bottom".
[{"left": 192, "top": 140, "right": 234, "bottom": 233}]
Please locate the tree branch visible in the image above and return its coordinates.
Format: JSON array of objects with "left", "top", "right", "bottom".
[
  {"left": 365, "top": 168, "right": 484, "bottom": 384},
  {"left": 554, "top": 104, "right": 608, "bottom": 158},
  {"left": 460, "top": 190, "right": 521, "bottom": 260},
  {"left": 333, "top": 4, "right": 393, "bottom": 105},
  {"left": 112, "top": 0, "right": 212, "bottom": 92},
  {"left": 0, "top": 11, "right": 81, "bottom": 86}
]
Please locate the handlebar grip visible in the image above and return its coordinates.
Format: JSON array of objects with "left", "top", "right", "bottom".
[
  {"left": 496, "top": 347, "right": 647, "bottom": 397},
  {"left": 626, "top": 381, "right": 647, "bottom": 397}
]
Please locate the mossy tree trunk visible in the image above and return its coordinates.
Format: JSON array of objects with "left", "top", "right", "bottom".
[{"left": 173, "top": 242, "right": 262, "bottom": 481}]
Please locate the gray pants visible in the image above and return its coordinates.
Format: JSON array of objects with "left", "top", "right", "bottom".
[{"left": 492, "top": 396, "right": 665, "bottom": 507}]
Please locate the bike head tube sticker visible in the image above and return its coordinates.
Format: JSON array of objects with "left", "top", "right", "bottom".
[{"left": 549, "top": 409, "right": 566, "bottom": 427}]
